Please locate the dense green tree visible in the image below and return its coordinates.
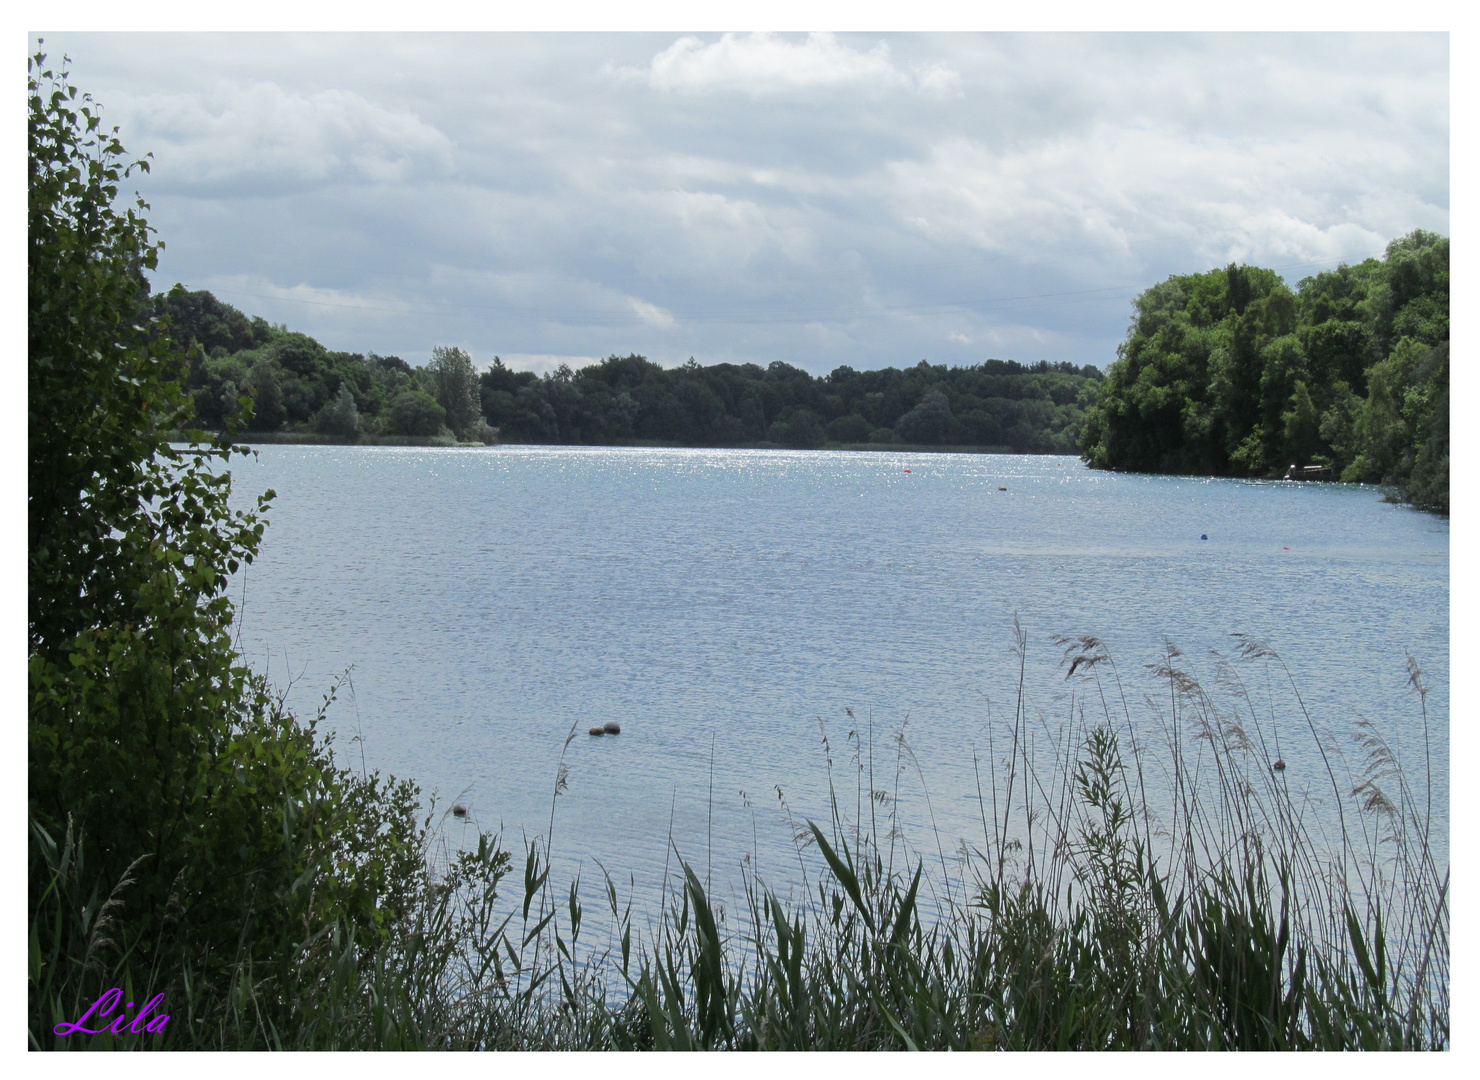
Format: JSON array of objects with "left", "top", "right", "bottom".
[
  {"left": 246, "top": 358, "right": 286, "bottom": 431},
  {"left": 1281, "top": 380, "right": 1322, "bottom": 467},
  {"left": 387, "top": 388, "right": 447, "bottom": 436},
  {"left": 1079, "top": 265, "right": 1296, "bottom": 476},
  {"left": 29, "top": 48, "right": 192, "bottom": 651},
  {"left": 29, "top": 49, "right": 454, "bottom": 1047},
  {"left": 826, "top": 413, "right": 874, "bottom": 443},
  {"left": 1405, "top": 343, "right": 1449, "bottom": 513},
  {"left": 315, "top": 382, "right": 360, "bottom": 437},
  {"left": 1081, "top": 233, "right": 1447, "bottom": 512},
  {"left": 767, "top": 406, "right": 827, "bottom": 449},
  {"left": 896, "top": 388, "right": 958, "bottom": 444},
  {"left": 428, "top": 344, "right": 481, "bottom": 438},
  {"left": 153, "top": 284, "right": 270, "bottom": 356}
]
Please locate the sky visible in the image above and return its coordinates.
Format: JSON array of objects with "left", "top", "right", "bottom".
[{"left": 30, "top": 31, "right": 1450, "bottom": 377}]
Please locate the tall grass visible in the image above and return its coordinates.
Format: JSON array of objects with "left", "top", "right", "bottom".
[{"left": 30, "top": 633, "right": 1446, "bottom": 1050}]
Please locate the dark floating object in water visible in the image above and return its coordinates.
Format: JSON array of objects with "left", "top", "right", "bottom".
[
  {"left": 1201, "top": 534, "right": 1208, "bottom": 540},
  {"left": 588, "top": 726, "right": 606, "bottom": 736},
  {"left": 603, "top": 720, "right": 622, "bottom": 734},
  {"left": 452, "top": 804, "right": 468, "bottom": 818},
  {"left": 998, "top": 486, "right": 1007, "bottom": 491},
  {"left": 1272, "top": 759, "right": 1286, "bottom": 772}
]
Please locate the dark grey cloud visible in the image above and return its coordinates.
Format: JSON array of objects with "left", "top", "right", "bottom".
[{"left": 34, "top": 31, "right": 1449, "bottom": 374}]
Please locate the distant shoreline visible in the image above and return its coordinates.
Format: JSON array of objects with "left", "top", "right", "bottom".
[{"left": 173, "top": 430, "right": 1044, "bottom": 455}]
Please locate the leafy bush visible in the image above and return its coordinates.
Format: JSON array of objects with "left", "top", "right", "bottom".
[
  {"left": 28, "top": 45, "right": 507, "bottom": 1051},
  {"left": 825, "top": 413, "right": 874, "bottom": 443},
  {"left": 766, "top": 407, "right": 826, "bottom": 449},
  {"left": 895, "top": 388, "right": 958, "bottom": 444},
  {"left": 386, "top": 389, "right": 448, "bottom": 437}
]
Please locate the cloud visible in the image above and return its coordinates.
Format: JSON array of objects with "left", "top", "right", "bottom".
[
  {"left": 497, "top": 354, "right": 603, "bottom": 377},
  {"left": 632, "top": 33, "right": 960, "bottom": 98},
  {"left": 880, "top": 119, "right": 1443, "bottom": 276},
  {"left": 112, "top": 82, "right": 454, "bottom": 193},
  {"left": 628, "top": 297, "right": 676, "bottom": 328},
  {"left": 42, "top": 32, "right": 1446, "bottom": 375}
]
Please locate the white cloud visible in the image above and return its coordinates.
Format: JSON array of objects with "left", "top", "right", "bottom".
[
  {"left": 639, "top": 187, "right": 818, "bottom": 269},
  {"left": 202, "top": 275, "right": 420, "bottom": 318},
  {"left": 113, "top": 82, "right": 454, "bottom": 191},
  {"left": 43, "top": 31, "right": 1446, "bottom": 375},
  {"left": 913, "top": 62, "right": 963, "bottom": 97},
  {"left": 636, "top": 33, "right": 959, "bottom": 98},
  {"left": 628, "top": 297, "right": 676, "bottom": 328},
  {"left": 880, "top": 120, "right": 1443, "bottom": 275},
  {"left": 498, "top": 354, "right": 602, "bottom": 377}
]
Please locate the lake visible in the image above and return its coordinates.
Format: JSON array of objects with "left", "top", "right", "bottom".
[{"left": 226, "top": 445, "right": 1449, "bottom": 920}]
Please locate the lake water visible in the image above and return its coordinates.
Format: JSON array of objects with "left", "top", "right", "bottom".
[{"left": 226, "top": 446, "right": 1449, "bottom": 920}]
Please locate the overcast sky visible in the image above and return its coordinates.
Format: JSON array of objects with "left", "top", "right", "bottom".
[{"left": 33, "top": 31, "right": 1449, "bottom": 376}]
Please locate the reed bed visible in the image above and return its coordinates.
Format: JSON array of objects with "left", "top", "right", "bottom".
[{"left": 30, "top": 633, "right": 1446, "bottom": 1050}]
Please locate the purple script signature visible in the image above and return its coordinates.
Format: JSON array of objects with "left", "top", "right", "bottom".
[{"left": 53, "top": 988, "right": 170, "bottom": 1036}]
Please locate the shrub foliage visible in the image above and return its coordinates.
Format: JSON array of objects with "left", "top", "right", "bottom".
[
  {"left": 27, "top": 46, "right": 507, "bottom": 1051},
  {"left": 1080, "top": 235, "right": 1449, "bottom": 512}
]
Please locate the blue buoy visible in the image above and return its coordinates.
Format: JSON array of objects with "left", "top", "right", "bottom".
[{"left": 1200, "top": 534, "right": 1208, "bottom": 540}]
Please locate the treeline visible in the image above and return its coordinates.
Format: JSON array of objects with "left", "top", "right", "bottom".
[
  {"left": 153, "top": 287, "right": 491, "bottom": 443},
  {"left": 1080, "top": 231, "right": 1449, "bottom": 512},
  {"left": 479, "top": 354, "right": 1100, "bottom": 451},
  {"left": 155, "top": 287, "right": 1103, "bottom": 452}
]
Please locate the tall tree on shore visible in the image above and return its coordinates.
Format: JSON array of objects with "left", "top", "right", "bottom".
[{"left": 428, "top": 344, "right": 481, "bottom": 439}]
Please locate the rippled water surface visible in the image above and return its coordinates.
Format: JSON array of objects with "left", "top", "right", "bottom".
[{"left": 228, "top": 446, "right": 1448, "bottom": 912}]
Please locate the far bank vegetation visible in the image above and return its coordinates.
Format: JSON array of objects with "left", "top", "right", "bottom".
[
  {"left": 159, "top": 231, "right": 1447, "bottom": 516},
  {"left": 156, "top": 286, "right": 1103, "bottom": 454}
]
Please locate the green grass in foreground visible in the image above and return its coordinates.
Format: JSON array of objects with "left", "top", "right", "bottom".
[{"left": 30, "top": 633, "right": 1447, "bottom": 1050}]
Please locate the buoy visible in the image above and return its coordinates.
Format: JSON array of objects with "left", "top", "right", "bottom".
[
  {"left": 603, "top": 720, "right": 621, "bottom": 734},
  {"left": 1283, "top": 546, "right": 1290, "bottom": 550},
  {"left": 904, "top": 468, "right": 911, "bottom": 473},
  {"left": 452, "top": 804, "right": 468, "bottom": 818},
  {"left": 1200, "top": 534, "right": 1208, "bottom": 540},
  {"left": 998, "top": 486, "right": 1007, "bottom": 491},
  {"left": 588, "top": 726, "right": 605, "bottom": 736}
]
